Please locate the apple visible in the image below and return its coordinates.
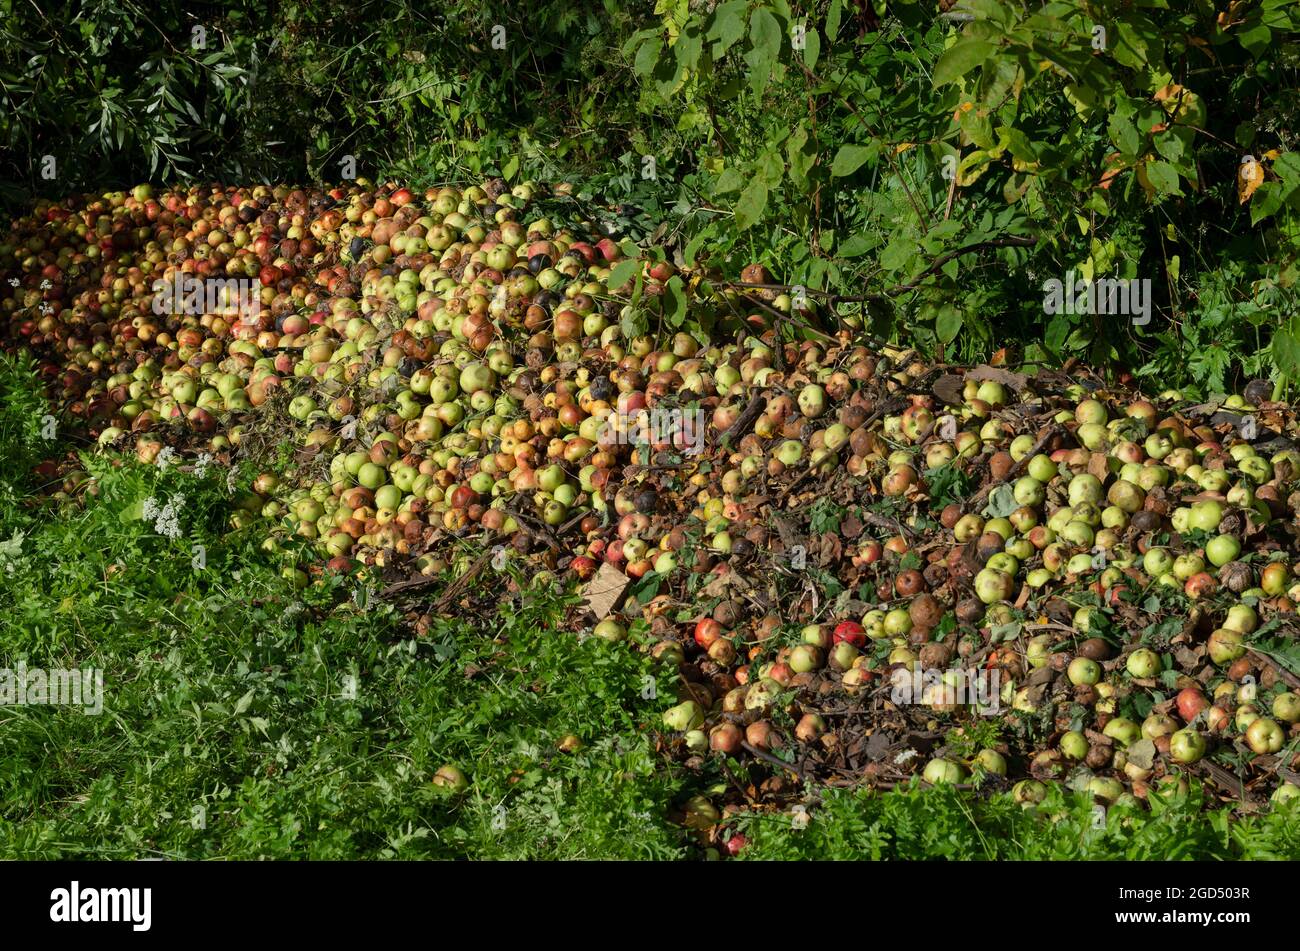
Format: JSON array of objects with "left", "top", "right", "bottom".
[
  {"left": 1205, "top": 534, "right": 1242, "bottom": 567},
  {"left": 1142, "top": 547, "right": 1174, "bottom": 577},
  {"left": 1246, "top": 717, "right": 1285, "bottom": 754},
  {"left": 972, "top": 749, "right": 1007, "bottom": 777},
  {"left": 922, "top": 758, "right": 967, "bottom": 785},
  {"left": 1141, "top": 713, "right": 1177, "bottom": 739},
  {"left": 1223, "top": 604, "right": 1258, "bottom": 634},
  {"left": 832, "top": 620, "right": 867, "bottom": 648},
  {"left": 1273, "top": 783, "right": 1300, "bottom": 806},
  {"left": 1102, "top": 717, "right": 1141, "bottom": 747},
  {"left": 797, "top": 383, "right": 827, "bottom": 418},
  {"left": 432, "top": 763, "right": 470, "bottom": 791},
  {"left": 1175, "top": 688, "right": 1207, "bottom": 726},
  {"left": 1207, "top": 628, "right": 1245, "bottom": 666},
  {"left": 1067, "top": 657, "right": 1101, "bottom": 685},
  {"left": 1012, "top": 780, "right": 1047, "bottom": 805},
  {"left": 1188, "top": 499, "right": 1224, "bottom": 532},
  {"left": 1272, "top": 691, "right": 1300, "bottom": 724},
  {"left": 828, "top": 641, "right": 859, "bottom": 671},
  {"left": 662, "top": 701, "right": 705, "bottom": 731},
  {"left": 1059, "top": 730, "right": 1089, "bottom": 760},
  {"left": 593, "top": 619, "right": 626, "bottom": 642},
  {"left": 1169, "top": 729, "right": 1206, "bottom": 764},
  {"left": 974, "top": 567, "right": 1014, "bottom": 604},
  {"left": 788, "top": 644, "right": 823, "bottom": 673},
  {"left": 693, "top": 618, "right": 726, "bottom": 651},
  {"left": 1125, "top": 648, "right": 1161, "bottom": 679},
  {"left": 1087, "top": 776, "right": 1123, "bottom": 803}
]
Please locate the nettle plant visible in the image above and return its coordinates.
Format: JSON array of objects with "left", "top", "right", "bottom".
[{"left": 624, "top": 0, "right": 1300, "bottom": 394}]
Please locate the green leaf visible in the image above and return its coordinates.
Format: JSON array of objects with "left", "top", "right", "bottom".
[
  {"left": 1272, "top": 318, "right": 1300, "bottom": 380},
  {"left": 826, "top": 0, "right": 843, "bottom": 39},
  {"left": 932, "top": 38, "right": 995, "bottom": 87},
  {"left": 501, "top": 155, "right": 519, "bottom": 182},
  {"left": 608, "top": 257, "right": 640, "bottom": 293},
  {"left": 662, "top": 276, "right": 688, "bottom": 327},
  {"left": 1108, "top": 115, "right": 1140, "bottom": 159},
  {"left": 831, "top": 144, "right": 874, "bottom": 177},
  {"left": 838, "top": 232, "right": 878, "bottom": 258},
  {"left": 707, "top": 0, "right": 748, "bottom": 57},
  {"left": 744, "top": 9, "right": 782, "bottom": 96},
  {"left": 714, "top": 166, "right": 747, "bottom": 194},
  {"left": 935, "top": 306, "right": 963, "bottom": 344},
  {"left": 983, "top": 484, "right": 1018, "bottom": 518},
  {"left": 633, "top": 35, "right": 663, "bottom": 77},
  {"left": 734, "top": 175, "right": 769, "bottom": 230},
  {"left": 802, "top": 26, "right": 820, "bottom": 70},
  {"left": 786, "top": 124, "right": 814, "bottom": 187},
  {"left": 621, "top": 308, "right": 651, "bottom": 339},
  {"left": 757, "top": 149, "right": 785, "bottom": 188},
  {"left": 1144, "top": 160, "right": 1181, "bottom": 196},
  {"left": 1237, "top": 22, "right": 1272, "bottom": 57}
]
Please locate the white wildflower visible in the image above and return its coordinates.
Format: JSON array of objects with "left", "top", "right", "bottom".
[
  {"left": 893, "top": 748, "right": 919, "bottom": 766},
  {"left": 155, "top": 446, "right": 178, "bottom": 471},
  {"left": 193, "top": 451, "right": 214, "bottom": 478},
  {"left": 143, "top": 493, "right": 186, "bottom": 539}
]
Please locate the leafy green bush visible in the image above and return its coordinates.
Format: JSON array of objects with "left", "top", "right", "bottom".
[
  {"left": 625, "top": 0, "right": 1300, "bottom": 393},
  {"left": 3, "top": 1, "right": 1299, "bottom": 398}
]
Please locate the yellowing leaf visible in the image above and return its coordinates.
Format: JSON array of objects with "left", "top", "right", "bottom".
[
  {"left": 1238, "top": 156, "right": 1265, "bottom": 203},
  {"left": 894, "top": 142, "right": 915, "bottom": 154}
]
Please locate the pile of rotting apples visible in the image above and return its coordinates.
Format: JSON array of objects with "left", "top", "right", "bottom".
[{"left": 5, "top": 178, "right": 1300, "bottom": 824}]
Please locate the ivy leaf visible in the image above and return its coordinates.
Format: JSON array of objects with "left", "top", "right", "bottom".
[{"left": 932, "top": 38, "right": 995, "bottom": 87}]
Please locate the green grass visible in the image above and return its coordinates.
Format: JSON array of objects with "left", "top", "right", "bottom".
[
  {"left": 733, "top": 784, "right": 1300, "bottom": 860},
  {"left": 1, "top": 352, "right": 1298, "bottom": 860}
]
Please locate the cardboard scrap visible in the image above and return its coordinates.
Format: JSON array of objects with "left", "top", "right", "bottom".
[{"left": 582, "top": 563, "right": 630, "bottom": 619}]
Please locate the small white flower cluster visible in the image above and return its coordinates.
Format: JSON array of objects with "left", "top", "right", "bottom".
[
  {"left": 154, "top": 446, "right": 178, "bottom": 471},
  {"left": 193, "top": 451, "right": 214, "bottom": 478},
  {"left": 142, "top": 494, "right": 186, "bottom": 539},
  {"left": 226, "top": 467, "right": 240, "bottom": 495}
]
